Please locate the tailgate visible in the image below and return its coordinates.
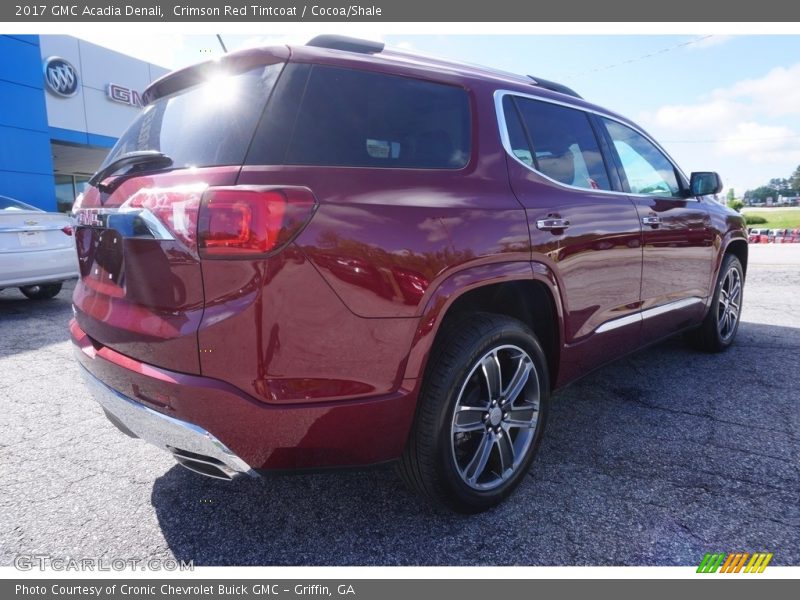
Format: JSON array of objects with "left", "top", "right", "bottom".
[
  {"left": 71, "top": 54, "right": 286, "bottom": 374},
  {"left": 72, "top": 169, "right": 239, "bottom": 374}
]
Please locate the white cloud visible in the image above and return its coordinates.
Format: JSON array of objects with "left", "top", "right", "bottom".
[
  {"left": 719, "top": 63, "right": 800, "bottom": 117},
  {"left": 716, "top": 122, "right": 800, "bottom": 163},
  {"left": 649, "top": 98, "right": 745, "bottom": 131},
  {"left": 640, "top": 62, "right": 800, "bottom": 188}
]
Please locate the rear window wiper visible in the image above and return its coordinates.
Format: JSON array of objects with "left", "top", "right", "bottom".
[{"left": 89, "top": 150, "right": 174, "bottom": 194}]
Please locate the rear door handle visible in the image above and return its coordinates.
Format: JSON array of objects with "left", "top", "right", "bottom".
[
  {"left": 536, "top": 218, "right": 570, "bottom": 231},
  {"left": 642, "top": 216, "right": 662, "bottom": 227}
]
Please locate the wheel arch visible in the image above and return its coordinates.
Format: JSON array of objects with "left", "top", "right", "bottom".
[
  {"left": 403, "top": 262, "right": 564, "bottom": 390},
  {"left": 725, "top": 238, "right": 748, "bottom": 277}
]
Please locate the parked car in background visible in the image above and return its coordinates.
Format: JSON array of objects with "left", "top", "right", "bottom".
[
  {"left": 0, "top": 195, "right": 78, "bottom": 299},
  {"left": 748, "top": 228, "right": 769, "bottom": 243},
  {"left": 71, "top": 35, "right": 748, "bottom": 512},
  {"left": 772, "top": 229, "right": 790, "bottom": 243}
]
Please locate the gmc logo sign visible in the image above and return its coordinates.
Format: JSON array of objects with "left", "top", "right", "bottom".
[{"left": 107, "top": 83, "right": 142, "bottom": 107}]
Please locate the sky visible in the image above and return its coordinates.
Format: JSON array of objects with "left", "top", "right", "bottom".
[{"left": 76, "top": 32, "right": 800, "bottom": 195}]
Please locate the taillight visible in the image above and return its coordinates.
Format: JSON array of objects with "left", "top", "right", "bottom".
[
  {"left": 119, "top": 183, "right": 206, "bottom": 249},
  {"left": 61, "top": 225, "right": 74, "bottom": 236},
  {"left": 198, "top": 187, "right": 316, "bottom": 258},
  {"left": 114, "top": 184, "right": 315, "bottom": 258}
]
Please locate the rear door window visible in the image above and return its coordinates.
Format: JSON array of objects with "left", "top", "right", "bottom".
[
  {"left": 503, "top": 95, "right": 611, "bottom": 191},
  {"left": 248, "top": 65, "right": 471, "bottom": 169}
]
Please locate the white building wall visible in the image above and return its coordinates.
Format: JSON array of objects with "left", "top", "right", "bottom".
[
  {"left": 39, "top": 35, "right": 169, "bottom": 138},
  {"left": 39, "top": 36, "right": 87, "bottom": 133}
]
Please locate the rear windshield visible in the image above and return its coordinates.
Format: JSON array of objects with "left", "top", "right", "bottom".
[
  {"left": 100, "top": 63, "right": 283, "bottom": 171},
  {"left": 247, "top": 64, "right": 471, "bottom": 169}
]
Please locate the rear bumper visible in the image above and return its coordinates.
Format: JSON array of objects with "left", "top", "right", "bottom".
[
  {"left": 80, "top": 365, "right": 258, "bottom": 480},
  {"left": 71, "top": 320, "right": 417, "bottom": 475},
  {"left": 0, "top": 246, "right": 78, "bottom": 288}
]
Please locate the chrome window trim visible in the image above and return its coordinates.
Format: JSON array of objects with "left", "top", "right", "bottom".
[
  {"left": 493, "top": 89, "right": 698, "bottom": 202},
  {"left": 595, "top": 297, "right": 705, "bottom": 334}
]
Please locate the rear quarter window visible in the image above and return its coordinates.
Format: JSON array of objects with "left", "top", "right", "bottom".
[{"left": 247, "top": 65, "right": 471, "bottom": 169}]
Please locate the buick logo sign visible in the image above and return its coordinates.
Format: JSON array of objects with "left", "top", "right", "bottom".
[{"left": 43, "top": 57, "right": 79, "bottom": 97}]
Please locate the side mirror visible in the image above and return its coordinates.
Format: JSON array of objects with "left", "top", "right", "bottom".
[{"left": 690, "top": 171, "right": 723, "bottom": 196}]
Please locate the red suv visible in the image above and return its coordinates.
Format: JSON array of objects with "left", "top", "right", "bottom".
[{"left": 71, "top": 36, "right": 747, "bottom": 512}]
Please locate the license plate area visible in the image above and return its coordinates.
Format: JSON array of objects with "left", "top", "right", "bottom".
[{"left": 18, "top": 231, "right": 45, "bottom": 247}]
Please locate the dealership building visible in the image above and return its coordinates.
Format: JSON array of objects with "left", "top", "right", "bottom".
[{"left": 1, "top": 35, "right": 168, "bottom": 212}]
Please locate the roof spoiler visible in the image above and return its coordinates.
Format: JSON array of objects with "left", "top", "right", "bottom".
[
  {"left": 306, "top": 35, "right": 385, "bottom": 54},
  {"left": 527, "top": 76, "right": 582, "bottom": 99}
]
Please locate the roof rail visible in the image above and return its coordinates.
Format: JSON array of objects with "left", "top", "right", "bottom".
[
  {"left": 306, "top": 35, "right": 385, "bottom": 54},
  {"left": 527, "top": 76, "right": 582, "bottom": 99}
]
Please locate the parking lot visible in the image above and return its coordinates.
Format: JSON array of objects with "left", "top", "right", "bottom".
[{"left": 1, "top": 244, "right": 798, "bottom": 566}]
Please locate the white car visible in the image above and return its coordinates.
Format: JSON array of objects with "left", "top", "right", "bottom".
[{"left": 0, "top": 195, "right": 79, "bottom": 299}]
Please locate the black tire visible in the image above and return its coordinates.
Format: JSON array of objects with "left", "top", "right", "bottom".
[
  {"left": 19, "top": 283, "right": 62, "bottom": 300},
  {"left": 687, "top": 254, "right": 744, "bottom": 353},
  {"left": 398, "top": 312, "right": 549, "bottom": 513}
]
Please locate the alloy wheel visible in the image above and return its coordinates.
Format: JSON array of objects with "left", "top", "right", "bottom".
[
  {"left": 450, "top": 344, "right": 540, "bottom": 491},
  {"left": 717, "top": 266, "right": 742, "bottom": 341}
]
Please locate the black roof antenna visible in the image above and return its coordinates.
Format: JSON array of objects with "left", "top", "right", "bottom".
[{"left": 216, "top": 34, "right": 228, "bottom": 53}]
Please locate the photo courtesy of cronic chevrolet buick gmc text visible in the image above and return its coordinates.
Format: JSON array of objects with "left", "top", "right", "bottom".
[{"left": 70, "top": 35, "right": 747, "bottom": 512}]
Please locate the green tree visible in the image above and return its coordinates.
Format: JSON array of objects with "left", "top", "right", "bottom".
[
  {"left": 748, "top": 186, "right": 780, "bottom": 202},
  {"left": 728, "top": 200, "right": 744, "bottom": 212},
  {"left": 769, "top": 177, "right": 790, "bottom": 191},
  {"left": 726, "top": 188, "right": 736, "bottom": 202},
  {"left": 791, "top": 165, "right": 800, "bottom": 193}
]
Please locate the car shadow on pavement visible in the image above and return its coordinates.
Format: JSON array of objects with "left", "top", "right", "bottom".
[{"left": 150, "top": 321, "right": 800, "bottom": 566}]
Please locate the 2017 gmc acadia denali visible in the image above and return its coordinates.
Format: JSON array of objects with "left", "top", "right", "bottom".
[{"left": 71, "top": 36, "right": 747, "bottom": 512}]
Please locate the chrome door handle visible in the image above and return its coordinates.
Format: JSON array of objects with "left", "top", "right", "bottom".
[
  {"left": 536, "top": 218, "right": 570, "bottom": 231},
  {"left": 642, "top": 216, "right": 662, "bottom": 226}
]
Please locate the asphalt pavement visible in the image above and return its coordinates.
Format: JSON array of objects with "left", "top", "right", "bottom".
[{"left": 1, "top": 244, "right": 798, "bottom": 566}]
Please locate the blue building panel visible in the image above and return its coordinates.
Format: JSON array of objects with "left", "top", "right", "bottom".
[
  {"left": 48, "top": 126, "right": 89, "bottom": 146},
  {"left": 6, "top": 35, "right": 39, "bottom": 47},
  {"left": 88, "top": 133, "right": 117, "bottom": 149},
  {"left": 0, "top": 79, "right": 49, "bottom": 131},
  {"left": 0, "top": 35, "right": 45, "bottom": 90},
  {"left": 0, "top": 126, "right": 53, "bottom": 175},
  {"left": 0, "top": 170, "right": 56, "bottom": 209},
  {"left": 49, "top": 127, "right": 117, "bottom": 150},
  {"left": 0, "top": 34, "right": 55, "bottom": 211}
]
